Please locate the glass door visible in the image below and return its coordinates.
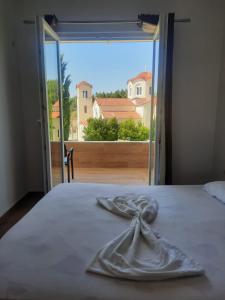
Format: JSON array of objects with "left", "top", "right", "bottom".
[
  {"left": 149, "top": 22, "right": 159, "bottom": 184},
  {"left": 36, "top": 17, "right": 64, "bottom": 192},
  {"left": 150, "top": 14, "right": 173, "bottom": 185}
]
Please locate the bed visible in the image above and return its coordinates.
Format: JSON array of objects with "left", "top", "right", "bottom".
[{"left": 0, "top": 182, "right": 225, "bottom": 300}]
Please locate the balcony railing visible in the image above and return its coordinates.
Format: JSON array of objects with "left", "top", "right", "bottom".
[{"left": 51, "top": 141, "right": 154, "bottom": 185}]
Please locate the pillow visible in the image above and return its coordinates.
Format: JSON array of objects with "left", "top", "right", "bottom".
[{"left": 204, "top": 181, "right": 225, "bottom": 204}]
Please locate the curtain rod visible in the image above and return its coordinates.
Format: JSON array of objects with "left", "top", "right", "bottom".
[
  {"left": 58, "top": 19, "right": 191, "bottom": 24},
  {"left": 23, "top": 18, "right": 191, "bottom": 25}
]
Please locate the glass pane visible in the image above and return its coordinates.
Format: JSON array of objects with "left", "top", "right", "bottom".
[
  {"left": 149, "top": 35, "right": 159, "bottom": 184},
  {"left": 60, "top": 41, "right": 153, "bottom": 185},
  {"left": 44, "top": 32, "right": 63, "bottom": 187}
]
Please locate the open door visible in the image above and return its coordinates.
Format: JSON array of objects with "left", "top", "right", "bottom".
[
  {"left": 36, "top": 17, "right": 64, "bottom": 192},
  {"left": 150, "top": 13, "right": 175, "bottom": 185},
  {"left": 148, "top": 19, "right": 159, "bottom": 185}
]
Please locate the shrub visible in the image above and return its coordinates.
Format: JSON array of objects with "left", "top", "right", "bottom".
[
  {"left": 150, "top": 117, "right": 156, "bottom": 141},
  {"left": 84, "top": 118, "right": 150, "bottom": 141},
  {"left": 118, "top": 120, "right": 149, "bottom": 141},
  {"left": 83, "top": 118, "right": 119, "bottom": 141}
]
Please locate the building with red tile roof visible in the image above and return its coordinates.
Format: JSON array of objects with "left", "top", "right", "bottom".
[
  {"left": 76, "top": 71, "right": 155, "bottom": 140},
  {"left": 127, "top": 71, "right": 152, "bottom": 83},
  {"left": 102, "top": 111, "right": 141, "bottom": 120},
  {"left": 52, "top": 100, "right": 60, "bottom": 119},
  {"left": 96, "top": 98, "right": 134, "bottom": 107},
  {"left": 76, "top": 81, "right": 93, "bottom": 88},
  {"left": 51, "top": 100, "right": 61, "bottom": 141}
]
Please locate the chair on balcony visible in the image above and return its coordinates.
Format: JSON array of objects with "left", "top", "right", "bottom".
[{"left": 64, "top": 144, "right": 74, "bottom": 183}]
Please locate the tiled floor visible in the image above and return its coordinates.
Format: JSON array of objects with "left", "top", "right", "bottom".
[{"left": 52, "top": 167, "right": 149, "bottom": 186}]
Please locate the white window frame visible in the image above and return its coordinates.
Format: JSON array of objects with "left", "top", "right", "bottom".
[
  {"left": 136, "top": 86, "right": 142, "bottom": 96},
  {"left": 82, "top": 90, "right": 88, "bottom": 98}
]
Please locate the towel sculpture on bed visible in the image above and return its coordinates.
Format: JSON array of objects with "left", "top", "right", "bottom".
[{"left": 87, "top": 194, "right": 204, "bottom": 280}]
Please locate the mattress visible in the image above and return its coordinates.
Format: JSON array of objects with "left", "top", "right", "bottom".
[{"left": 0, "top": 183, "right": 225, "bottom": 300}]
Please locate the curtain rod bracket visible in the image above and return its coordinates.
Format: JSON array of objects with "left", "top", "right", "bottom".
[
  {"left": 174, "top": 18, "right": 191, "bottom": 23},
  {"left": 23, "top": 20, "right": 35, "bottom": 24}
]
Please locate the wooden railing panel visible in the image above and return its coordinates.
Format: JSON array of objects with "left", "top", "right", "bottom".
[{"left": 51, "top": 141, "right": 150, "bottom": 168}]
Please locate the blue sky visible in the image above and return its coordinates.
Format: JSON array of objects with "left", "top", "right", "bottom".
[{"left": 58, "top": 41, "right": 154, "bottom": 97}]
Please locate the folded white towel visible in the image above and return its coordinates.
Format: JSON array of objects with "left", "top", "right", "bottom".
[
  {"left": 204, "top": 181, "right": 225, "bottom": 204},
  {"left": 87, "top": 194, "right": 204, "bottom": 281}
]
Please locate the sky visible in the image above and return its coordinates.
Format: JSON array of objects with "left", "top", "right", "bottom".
[
  {"left": 45, "top": 41, "right": 158, "bottom": 97},
  {"left": 60, "top": 41, "right": 154, "bottom": 97}
]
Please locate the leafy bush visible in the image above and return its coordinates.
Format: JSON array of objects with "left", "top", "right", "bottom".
[
  {"left": 118, "top": 120, "right": 149, "bottom": 141},
  {"left": 83, "top": 118, "right": 119, "bottom": 141},
  {"left": 150, "top": 118, "right": 156, "bottom": 141},
  {"left": 84, "top": 118, "right": 149, "bottom": 141},
  {"left": 47, "top": 80, "right": 58, "bottom": 140}
]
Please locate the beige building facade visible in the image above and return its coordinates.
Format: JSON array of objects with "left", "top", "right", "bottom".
[
  {"left": 76, "top": 72, "right": 155, "bottom": 141},
  {"left": 76, "top": 81, "right": 93, "bottom": 140}
]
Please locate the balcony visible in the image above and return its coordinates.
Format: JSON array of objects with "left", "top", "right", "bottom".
[{"left": 51, "top": 141, "right": 152, "bottom": 186}]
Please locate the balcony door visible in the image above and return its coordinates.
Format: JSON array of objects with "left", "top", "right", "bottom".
[
  {"left": 148, "top": 21, "right": 159, "bottom": 184},
  {"left": 149, "top": 14, "right": 175, "bottom": 185},
  {"left": 36, "top": 17, "right": 64, "bottom": 192}
]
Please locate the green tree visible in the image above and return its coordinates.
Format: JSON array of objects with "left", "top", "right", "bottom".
[
  {"left": 83, "top": 118, "right": 119, "bottom": 141},
  {"left": 70, "top": 96, "right": 77, "bottom": 112},
  {"left": 46, "top": 57, "right": 72, "bottom": 141},
  {"left": 61, "top": 55, "right": 72, "bottom": 141},
  {"left": 150, "top": 118, "right": 156, "bottom": 141},
  {"left": 107, "top": 118, "right": 119, "bottom": 140},
  {"left": 47, "top": 79, "right": 58, "bottom": 140},
  {"left": 118, "top": 120, "right": 149, "bottom": 141},
  {"left": 95, "top": 89, "right": 127, "bottom": 98}
]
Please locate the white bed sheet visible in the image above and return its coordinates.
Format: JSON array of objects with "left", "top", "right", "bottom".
[{"left": 0, "top": 183, "right": 225, "bottom": 300}]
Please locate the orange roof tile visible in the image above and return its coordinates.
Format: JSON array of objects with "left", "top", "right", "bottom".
[
  {"left": 128, "top": 72, "right": 152, "bottom": 83},
  {"left": 80, "top": 120, "right": 88, "bottom": 126},
  {"left": 132, "top": 98, "right": 150, "bottom": 106},
  {"left": 102, "top": 111, "right": 141, "bottom": 120},
  {"left": 52, "top": 111, "right": 60, "bottom": 118},
  {"left": 52, "top": 100, "right": 60, "bottom": 118},
  {"left": 76, "top": 81, "right": 92, "bottom": 88},
  {"left": 96, "top": 98, "right": 134, "bottom": 106},
  {"left": 150, "top": 96, "right": 157, "bottom": 105},
  {"left": 132, "top": 96, "right": 157, "bottom": 106}
]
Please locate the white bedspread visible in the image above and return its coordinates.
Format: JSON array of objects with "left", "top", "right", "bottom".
[
  {"left": 0, "top": 183, "right": 225, "bottom": 300},
  {"left": 87, "top": 194, "right": 203, "bottom": 280}
]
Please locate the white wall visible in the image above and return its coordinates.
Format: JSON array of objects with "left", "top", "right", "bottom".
[
  {"left": 14, "top": 0, "right": 225, "bottom": 188},
  {"left": 0, "top": 0, "right": 27, "bottom": 216},
  {"left": 128, "top": 79, "right": 151, "bottom": 99},
  {"left": 171, "top": 1, "right": 225, "bottom": 184},
  {"left": 212, "top": 16, "right": 225, "bottom": 180}
]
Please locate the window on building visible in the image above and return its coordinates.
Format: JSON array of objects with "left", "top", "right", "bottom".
[
  {"left": 136, "top": 86, "right": 142, "bottom": 96},
  {"left": 82, "top": 90, "right": 88, "bottom": 98},
  {"left": 149, "top": 86, "right": 152, "bottom": 95},
  {"left": 129, "top": 87, "right": 132, "bottom": 97},
  {"left": 84, "top": 105, "right": 87, "bottom": 113}
]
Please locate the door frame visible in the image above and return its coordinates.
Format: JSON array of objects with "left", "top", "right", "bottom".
[
  {"left": 36, "top": 16, "right": 64, "bottom": 192},
  {"left": 148, "top": 22, "right": 159, "bottom": 185},
  {"left": 36, "top": 15, "right": 168, "bottom": 189},
  {"left": 154, "top": 13, "right": 168, "bottom": 185}
]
